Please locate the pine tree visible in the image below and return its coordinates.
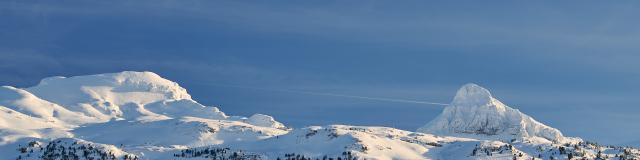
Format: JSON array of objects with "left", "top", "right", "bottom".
[{"left": 567, "top": 153, "right": 573, "bottom": 159}]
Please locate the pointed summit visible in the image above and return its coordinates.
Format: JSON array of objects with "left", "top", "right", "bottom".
[
  {"left": 451, "top": 83, "right": 493, "bottom": 106},
  {"left": 418, "top": 83, "right": 568, "bottom": 143}
]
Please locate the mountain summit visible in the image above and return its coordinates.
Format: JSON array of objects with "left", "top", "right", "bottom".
[
  {"left": 21, "top": 71, "right": 228, "bottom": 122},
  {"left": 451, "top": 83, "right": 494, "bottom": 106},
  {"left": 418, "top": 83, "right": 568, "bottom": 143}
]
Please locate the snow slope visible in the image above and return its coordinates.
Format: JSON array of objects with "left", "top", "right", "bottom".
[
  {"left": 1, "top": 72, "right": 637, "bottom": 160},
  {"left": 0, "top": 86, "right": 78, "bottom": 145},
  {"left": 0, "top": 106, "right": 72, "bottom": 145},
  {"left": 0, "top": 86, "right": 98, "bottom": 126},
  {"left": 417, "top": 83, "right": 573, "bottom": 144},
  {"left": 228, "top": 125, "right": 469, "bottom": 160},
  {"left": 73, "top": 117, "right": 288, "bottom": 147}
]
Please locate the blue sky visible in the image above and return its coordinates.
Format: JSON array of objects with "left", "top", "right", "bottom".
[{"left": 1, "top": 0, "right": 640, "bottom": 145}]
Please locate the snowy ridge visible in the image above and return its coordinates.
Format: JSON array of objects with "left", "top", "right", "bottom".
[
  {"left": 0, "top": 71, "right": 638, "bottom": 160},
  {"left": 220, "top": 125, "right": 464, "bottom": 160},
  {"left": 73, "top": 117, "right": 288, "bottom": 147},
  {"left": 418, "top": 84, "right": 571, "bottom": 143},
  {"left": 25, "top": 71, "right": 193, "bottom": 121},
  {"left": 245, "top": 114, "right": 287, "bottom": 129}
]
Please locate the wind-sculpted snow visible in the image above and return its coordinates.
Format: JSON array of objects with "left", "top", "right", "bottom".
[
  {"left": 25, "top": 71, "right": 193, "bottom": 120},
  {"left": 1, "top": 72, "right": 638, "bottom": 160},
  {"left": 245, "top": 114, "right": 287, "bottom": 129},
  {"left": 418, "top": 83, "right": 570, "bottom": 143},
  {"left": 141, "top": 99, "right": 227, "bottom": 121}
]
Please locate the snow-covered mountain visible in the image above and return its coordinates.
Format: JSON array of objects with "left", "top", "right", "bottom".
[
  {"left": 24, "top": 71, "right": 214, "bottom": 122},
  {"left": 417, "top": 83, "right": 573, "bottom": 144},
  {"left": 1, "top": 71, "right": 638, "bottom": 160}
]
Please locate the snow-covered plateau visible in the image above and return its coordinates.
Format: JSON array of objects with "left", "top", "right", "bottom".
[{"left": 0, "top": 71, "right": 638, "bottom": 160}]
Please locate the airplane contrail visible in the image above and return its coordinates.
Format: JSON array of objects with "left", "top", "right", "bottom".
[
  {"left": 203, "top": 84, "right": 450, "bottom": 106},
  {"left": 281, "top": 90, "right": 450, "bottom": 106}
]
